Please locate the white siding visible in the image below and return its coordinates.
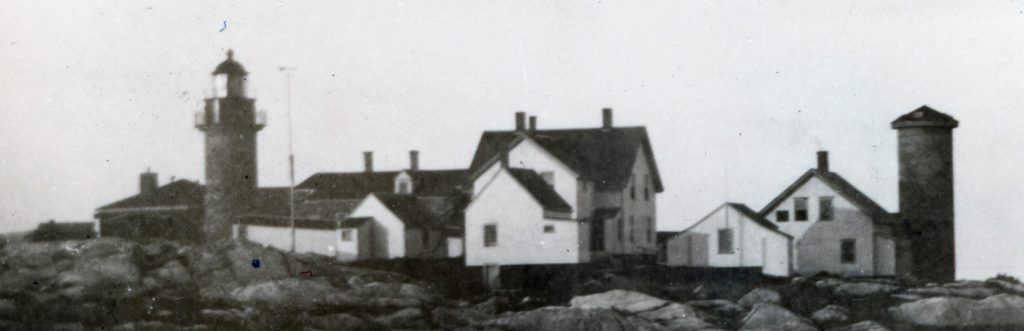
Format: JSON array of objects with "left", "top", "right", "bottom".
[
  {"left": 762, "top": 175, "right": 889, "bottom": 277},
  {"left": 447, "top": 237, "right": 464, "bottom": 258},
  {"left": 349, "top": 194, "right": 407, "bottom": 259},
  {"left": 665, "top": 204, "right": 791, "bottom": 277},
  {"left": 508, "top": 138, "right": 580, "bottom": 219},
  {"left": 465, "top": 166, "right": 582, "bottom": 266}
]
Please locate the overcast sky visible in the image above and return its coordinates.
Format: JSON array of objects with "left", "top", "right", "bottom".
[{"left": 3, "top": 1, "right": 1023, "bottom": 279}]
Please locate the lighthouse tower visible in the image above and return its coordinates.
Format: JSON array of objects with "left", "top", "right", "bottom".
[
  {"left": 195, "top": 50, "right": 266, "bottom": 241},
  {"left": 892, "top": 105, "right": 958, "bottom": 283}
]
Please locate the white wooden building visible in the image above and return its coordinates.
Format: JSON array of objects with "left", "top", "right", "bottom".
[{"left": 664, "top": 203, "right": 793, "bottom": 277}]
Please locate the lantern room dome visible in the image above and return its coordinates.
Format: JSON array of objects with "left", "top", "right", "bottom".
[{"left": 212, "top": 50, "right": 247, "bottom": 75}]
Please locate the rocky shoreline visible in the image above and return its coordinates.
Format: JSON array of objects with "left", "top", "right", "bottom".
[{"left": 1, "top": 237, "right": 1022, "bottom": 330}]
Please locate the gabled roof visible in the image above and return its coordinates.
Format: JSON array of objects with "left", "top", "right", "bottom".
[
  {"left": 680, "top": 203, "right": 792, "bottom": 239},
  {"left": 296, "top": 169, "right": 469, "bottom": 200},
  {"left": 97, "top": 180, "right": 204, "bottom": 210},
  {"left": 758, "top": 169, "right": 892, "bottom": 222},
  {"left": 891, "top": 105, "right": 959, "bottom": 129},
  {"left": 374, "top": 193, "right": 458, "bottom": 230},
  {"left": 726, "top": 203, "right": 780, "bottom": 231},
  {"left": 506, "top": 168, "right": 573, "bottom": 213},
  {"left": 469, "top": 127, "right": 663, "bottom": 192},
  {"left": 248, "top": 187, "right": 292, "bottom": 216},
  {"left": 297, "top": 171, "right": 401, "bottom": 200}
]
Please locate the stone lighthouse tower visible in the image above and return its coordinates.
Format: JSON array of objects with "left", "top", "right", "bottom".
[
  {"left": 892, "top": 105, "right": 958, "bottom": 283},
  {"left": 195, "top": 50, "right": 266, "bottom": 241}
]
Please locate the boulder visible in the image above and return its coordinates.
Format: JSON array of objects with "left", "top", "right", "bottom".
[
  {"left": 739, "top": 303, "right": 818, "bottom": 331},
  {"left": 737, "top": 288, "right": 782, "bottom": 308},
  {"left": 811, "top": 305, "right": 850, "bottom": 328},
  {"left": 484, "top": 306, "right": 665, "bottom": 331},
  {"left": 0, "top": 298, "right": 16, "bottom": 319},
  {"left": 374, "top": 307, "right": 429, "bottom": 329},
  {"left": 474, "top": 296, "right": 512, "bottom": 314},
  {"left": 569, "top": 289, "right": 669, "bottom": 314},
  {"left": 685, "top": 299, "right": 746, "bottom": 319},
  {"left": 310, "top": 313, "right": 378, "bottom": 331},
  {"left": 889, "top": 294, "right": 1024, "bottom": 328},
  {"left": 637, "top": 302, "right": 718, "bottom": 330},
  {"left": 826, "top": 320, "right": 891, "bottom": 331},
  {"left": 906, "top": 285, "right": 997, "bottom": 299},
  {"left": 231, "top": 277, "right": 340, "bottom": 308},
  {"left": 432, "top": 307, "right": 493, "bottom": 329},
  {"left": 831, "top": 282, "right": 899, "bottom": 298},
  {"left": 986, "top": 278, "right": 1024, "bottom": 296},
  {"left": 53, "top": 251, "right": 142, "bottom": 299}
]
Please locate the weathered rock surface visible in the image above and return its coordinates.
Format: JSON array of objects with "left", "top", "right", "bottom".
[
  {"left": 374, "top": 307, "right": 429, "bottom": 329},
  {"left": 889, "top": 294, "right": 1024, "bottom": 328},
  {"left": 906, "top": 285, "right": 998, "bottom": 299},
  {"left": 737, "top": 288, "right": 782, "bottom": 308},
  {"left": 986, "top": 278, "right": 1024, "bottom": 296},
  {"left": 739, "top": 303, "right": 818, "bottom": 331},
  {"left": 686, "top": 299, "right": 746, "bottom": 319},
  {"left": 485, "top": 306, "right": 665, "bottom": 331},
  {"left": 811, "top": 304, "right": 850, "bottom": 328},
  {"left": 432, "top": 307, "right": 493, "bottom": 329},
  {"left": 638, "top": 302, "right": 720, "bottom": 330},
  {"left": 310, "top": 313, "right": 378, "bottom": 331},
  {"left": 826, "top": 320, "right": 891, "bottom": 331},
  {"left": 570, "top": 289, "right": 669, "bottom": 313}
]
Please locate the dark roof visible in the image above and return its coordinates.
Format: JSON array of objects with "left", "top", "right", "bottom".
[
  {"left": 32, "top": 221, "right": 95, "bottom": 241},
  {"left": 758, "top": 169, "right": 892, "bottom": 222},
  {"left": 248, "top": 187, "right": 291, "bottom": 216},
  {"left": 238, "top": 215, "right": 340, "bottom": 230},
  {"left": 296, "top": 169, "right": 468, "bottom": 200},
  {"left": 506, "top": 168, "right": 573, "bottom": 213},
  {"left": 469, "top": 127, "right": 663, "bottom": 192},
  {"left": 213, "top": 50, "right": 247, "bottom": 75},
  {"left": 725, "top": 203, "right": 779, "bottom": 231},
  {"left": 97, "top": 180, "right": 204, "bottom": 210},
  {"left": 657, "top": 231, "right": 680, "bottom": 244},
  {"left": 375, "top": 194, "right": 456, "bottom": 229},
  {"left": 340, "top": 217, "right": 373, "bottom": 228},
  {"left": 891, "top": 105, "right": 958, "bottom": 129}
]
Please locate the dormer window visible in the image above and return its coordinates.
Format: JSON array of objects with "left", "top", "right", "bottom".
[
  {"left": 395, "top": 173, "right": 413, "bottom": 194},
  {"left": 398, "top": 182, "right": 410, "bottom": 194}
]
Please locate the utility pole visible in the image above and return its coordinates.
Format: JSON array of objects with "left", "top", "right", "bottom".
[{"left": 279, "top": 66, "right": 297, "bottom": 253}]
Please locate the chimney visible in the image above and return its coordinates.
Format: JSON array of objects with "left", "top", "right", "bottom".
[
  {"left": 515, "top": 112, "right": 526, "bottom": 132},
  {"left": 410, "top": 150, "right": 419, "bottom": 171},
  {"left": 529, "top": 116, "right": 537, "bottom": 132},
  {"left": 602, "top": 108, "right": 613, "bottom": 129},
  {"left": 817, "top": 151, "right": 829, "bottom": 173},
  {"left": 364, "top": 151, "right": 374, "bottom": 173},
  {"left": 140, "top": 170, "right": 158, "bottom": 195}
]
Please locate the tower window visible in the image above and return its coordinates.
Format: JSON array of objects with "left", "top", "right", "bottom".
[
  {"left": 841, "top": 239, "right": 856, "bottom": 263},
  {"left": 794, "top": 197, "right": 809, "bottom": 221},
  {"left": 776, "top": 210, "right": 790, "bottom": 222},
  {"left": 820, "top": 197, "right": 834, "bottom": 221},
  {"left": 543, "top": 225, "right": 555, "bottom": 233},
  {"left": 646, "top": 217, "right": 653, "bottom": 243},
  {"left": 718, "top": 228, "right": 734, "bottom": 254},
  {"left": 341, "top": 230, "right": 353, "bottom": 241},
  {"left": 484, "top": 224, "right": 497, "bottom": 247}
]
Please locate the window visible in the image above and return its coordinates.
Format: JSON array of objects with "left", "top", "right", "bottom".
[
  {"left": 543, "top": 225, "right": 555, "bottom": 233},
  {"left": 630, "top": 185, "right": 636, "bottom": 200},
  {"left": 629, "top": 216, "right": 636, "bottom": 243},
  {"left": 484, "top": 224, "right": 497, "bottom": 247},
  {"left": 794, "top": 197, "right": 809, "bottom": 221},
  {"left": 820, "top": 197, "right": 834, "bottom": 221},
  {"left": 718, "top": 228, "right": 734, "bottom": 254},
  {"left": 644, "top": 175, "right": 651, "bottom": 201},
  {"left": 341, "top": 230, "right": 353, "bottom": 241},
  {"left": 646, "top": 218, "right": 653, "bottom": 243},
  {"left": 776, "top": 210, "right": 790, "bottom": 222},
  {"left": 398, "top": 181, "right": 410, "bottom": 194},
  {"left": 541, "top": 171, "right": 555, "bottom": 186},
  {"left": 841, "top": 239, "right": 856, "bottom": 263},
  {"left": 617, "top": 218, "right": 623, "bottom": 242}
]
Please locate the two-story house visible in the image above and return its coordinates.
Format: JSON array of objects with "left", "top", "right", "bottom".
[
  {"left": 464, "top": 109, "right": 663, "bottom": 283},
  {"left": 758, "top": 151, "right": 897, "bottom": 277}
]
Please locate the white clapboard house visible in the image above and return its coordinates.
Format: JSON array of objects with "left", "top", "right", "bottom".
[
  {"left": 464, "top": 109, "right": 663, "bottom": 285},
  {"left": 662, "top": 203, "right": 793, "bottom": 277}
]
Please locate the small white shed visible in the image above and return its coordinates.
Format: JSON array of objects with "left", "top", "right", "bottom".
[{"left": 665, "top": 203, "right": 792, "bottom": 277}]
